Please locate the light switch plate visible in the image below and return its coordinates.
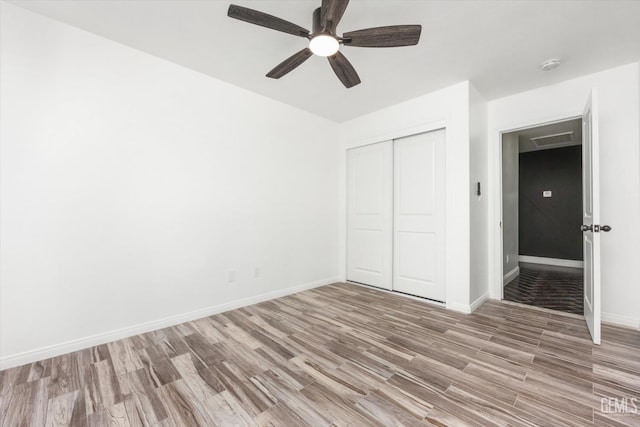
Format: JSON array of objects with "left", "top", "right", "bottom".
[{"left": 543, "top": 190, "right": 552, "bottom": 198}]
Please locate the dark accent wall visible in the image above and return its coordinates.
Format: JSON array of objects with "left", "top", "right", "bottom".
[{"left": 519, "top": 145, "right": 583, "bottom": 260}]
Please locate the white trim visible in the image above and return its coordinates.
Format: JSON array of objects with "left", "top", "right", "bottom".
[
  {"left": 0, "top": 277, "right": 338, "bottom": 370},
  {"left": 343, "top": 119, "right": 450, "bottom": 151},
  {"left": 470, "top": 293, "right": 490, "bottom": 313},
  {"left": 518, "top": 255, "right": 583, "bottom": 269},
  {"left": 447, "top": 302, "right": 471, "bottom": 314},
  {"left": 503, "top": 266, "right": 520, "bottom": 286},
  {"left": 489, "top": 112, "right": 584, "bottom": 301},
  {"left": 602, "top": 312, "right": 640, "bottom": 330},
  {"left": 448, "top": 293, "right": 489, "bottom": 314}
]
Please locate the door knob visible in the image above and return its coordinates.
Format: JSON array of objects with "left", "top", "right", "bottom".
[{"left": 581, "top": 224, "right": 612, "bottom": 232}]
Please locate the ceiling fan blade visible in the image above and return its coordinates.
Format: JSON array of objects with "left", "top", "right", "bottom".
[
  {"left": 321, "top": 0, "right": 349, "bottom": 33},
  {"left": 328, "top": 51, "right": 360, "bottom": 88},
  {"left": 266, "top": 48, "right": 313, "bottom": 79},
  {"left": 228, "top": 4, "right": 310, "bottom": 38},
  {"left": 343, "top": 25, "right": 422, "bottom": 47}
]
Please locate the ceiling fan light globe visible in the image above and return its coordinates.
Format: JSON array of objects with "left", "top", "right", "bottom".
[{"left": 309, "top": 34, "right": 339, "bottom": 57}]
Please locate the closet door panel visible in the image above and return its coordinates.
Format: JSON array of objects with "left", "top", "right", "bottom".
[
  {"left": 393, "top": 129, "right": 446, "bottom": 301},
  {"left": 347, "top": 141, "right": 393, "bottom": 289}
]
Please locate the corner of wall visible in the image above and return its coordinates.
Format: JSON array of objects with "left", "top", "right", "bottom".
[
  {"left": 447, "top": 291, "right": 489, "bottom": 314},
  {"left": 468, "top": 83, "right": 490, "bottom": 305}
]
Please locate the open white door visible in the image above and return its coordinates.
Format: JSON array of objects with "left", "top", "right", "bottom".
[
  {"left": 347, "top": 141, "right": 393, "bottom": 290},
  {"left": 582, "top": 89, "right": 604, "bottom": 345}
]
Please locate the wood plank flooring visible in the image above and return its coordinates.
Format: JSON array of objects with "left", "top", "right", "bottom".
[{"left": 1, "top": 282, "right": 638, "bottom": 426}]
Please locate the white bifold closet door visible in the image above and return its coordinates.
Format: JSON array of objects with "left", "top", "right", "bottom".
[
  {"left": 393, "top": 129, "right": 446, "bottom": 301},
  {"left": 347, "top": 141, "right": 393, "bottom": 290}
]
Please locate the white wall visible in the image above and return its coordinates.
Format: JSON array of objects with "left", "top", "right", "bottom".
[
  {"left": 0, "top": 3, "right": 340, "bottom": 367},
  {"left": 4, "top": 4, "right": 637, "bottom": 372},
  {"left": 338, "top": 81, "right": 473, "bottom": 312},
  {"left": 469, "top": 84, "right": 489, "bottom": 305},
  {"left": 488, "top": 62, "right": 640, "bottom": 328},
  {"left": 501, "top": 133, "right": 519, "bottom": 280}
]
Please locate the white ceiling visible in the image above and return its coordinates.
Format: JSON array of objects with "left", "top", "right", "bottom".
[{"left": 8, "top": 0, "right": 640, "bottom": 122}]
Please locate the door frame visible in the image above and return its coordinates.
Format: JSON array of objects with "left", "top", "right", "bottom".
[
  {"left": 342, "top": 119, "right": 453, "bottom": 307},
  {"left": 489, "top": 112, "right": 583, "bottom": 301}
]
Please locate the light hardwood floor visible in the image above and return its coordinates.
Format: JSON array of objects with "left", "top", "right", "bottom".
[{"left": 1, "top": 282, "right": 639, "bottom": 426}]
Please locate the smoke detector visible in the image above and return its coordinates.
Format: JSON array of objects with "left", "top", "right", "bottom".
[{"left": 541, "top": 58, "right": 561, "bottom": 71}]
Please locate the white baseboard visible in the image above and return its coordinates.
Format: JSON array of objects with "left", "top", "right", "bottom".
[
  {"left": 470, "top": 292, "right": 490, "bottom": 313},
  {"left": 448, "top": 293, "right": 489, "bottom": 314},
  {"left": 447, "top": 302, "right": 469, "bottom": 313},
  {"left": 602, "top": 312, "right": 640, "bottom": 330},
  {"left": 503, "top": 266, "right": 520, "bottom": 286},
  {"left": 0, "top": 277, "right": 339, "bottom": 370},
  {"left": 519, "top": 255, "right": 583, "bottom": 269}
]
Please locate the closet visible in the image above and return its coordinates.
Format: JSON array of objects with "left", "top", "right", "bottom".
[{"left": 347, "top": 129, "right": 446, "bottom": 302}]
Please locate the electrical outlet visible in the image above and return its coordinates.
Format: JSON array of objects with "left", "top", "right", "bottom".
[
  {"left": 228, "top": 270, "right": 236, "bottom": 283},
  {"left": 506, "top": 254, "right": 509, "bottom": 264},
  {"left": 254, "top": 267, "right": 260, "bottom": 278}
]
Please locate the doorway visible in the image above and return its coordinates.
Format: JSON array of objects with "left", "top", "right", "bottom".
[{"left": 501, "top": 118, "right": 584, "bottom": 315}]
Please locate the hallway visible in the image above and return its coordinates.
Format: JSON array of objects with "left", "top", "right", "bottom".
[{"left": 504, "top": 263, "right": 583, "bottom": 315}]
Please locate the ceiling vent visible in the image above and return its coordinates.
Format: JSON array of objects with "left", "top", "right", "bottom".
[{"left": 530, "top": 131, "right": 574, "bottom": 147}]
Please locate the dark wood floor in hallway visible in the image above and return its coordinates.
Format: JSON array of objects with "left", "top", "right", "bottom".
[
  {"left": 504, "top": 263, "right": 584, "bottom": 315},
  {"left": 1, "top": 282, "right": 639, "bottom": 426}
]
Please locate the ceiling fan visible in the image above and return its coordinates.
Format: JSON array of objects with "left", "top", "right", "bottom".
[{"left": 227, "top": 0, "right": 422, "bottom": 88}]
